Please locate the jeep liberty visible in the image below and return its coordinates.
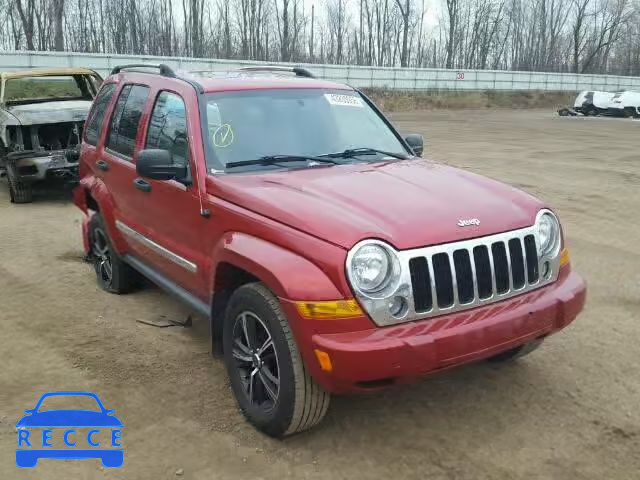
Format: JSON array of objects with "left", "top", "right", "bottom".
[{"left": 74, "top": 64, "right": 586, "bottom": 437}]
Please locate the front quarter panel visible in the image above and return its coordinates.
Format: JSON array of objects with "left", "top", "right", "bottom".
[{"left": 210, "top": 232, "right": 343, "bottom": 301}]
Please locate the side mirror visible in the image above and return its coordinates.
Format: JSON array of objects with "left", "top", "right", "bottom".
[
  {"left": 404, "top": 134, "right": 424, "bottom": 157},
  {"left": 136, "top": 149, "right": 187, "bottom": 182}
]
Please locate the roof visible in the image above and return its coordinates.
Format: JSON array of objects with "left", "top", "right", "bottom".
[
  {"left": 189, "top": 72, "right": 352, "bottom": 93},
  {"left": 0, "top": 67, "right": 98, "bottom": 80},
  {"left": 108, "top": 67, "right": 353, "bottom": 93}
]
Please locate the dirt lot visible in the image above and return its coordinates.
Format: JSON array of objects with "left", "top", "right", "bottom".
[{"left": 1, "top": 110, "right": 639, "bottom": 479}]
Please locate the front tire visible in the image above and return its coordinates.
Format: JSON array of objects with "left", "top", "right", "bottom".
[
  {"left": 6, "top": 162, "right": 33, "bottom": 203},
  {"left": 89, "top": 213, "right": 139, "bottom": 294},
  {"left": 223, "top": 283, "right": 330, "bottom": 437}
]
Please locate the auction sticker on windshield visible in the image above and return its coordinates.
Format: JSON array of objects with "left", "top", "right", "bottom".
[{"left": 324, "top": 93, "right": 363, "bottom": 107}]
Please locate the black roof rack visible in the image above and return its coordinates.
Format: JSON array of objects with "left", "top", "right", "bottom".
[
  {"left": 238, "top": 66, "right": 315, "bottom": 78},
  {"left": 110, "top": 63, "right": 176, "bottom": 77},
  {"left": 109, "top": 63, "right": 205, "bottom": 94}
]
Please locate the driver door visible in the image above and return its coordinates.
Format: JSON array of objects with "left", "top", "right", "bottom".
[{"left": 132, "top": 88, "right": 210, "bottom": 301}]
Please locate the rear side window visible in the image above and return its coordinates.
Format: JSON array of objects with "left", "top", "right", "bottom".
[
  {"left": 107, "top": 84, "right": 150, "bottom": 158},
  {"left": 145, "top": 91, "right": 189, "bottom": 167},
  {"left": 85, "top": 83, "right": 116, "bottom": 146}
]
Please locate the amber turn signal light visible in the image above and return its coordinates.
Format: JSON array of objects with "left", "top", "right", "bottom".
[
  {"left": 295, "top": 299, "right": 363, "bottom": 319},
  {"left": 560, "top": 248, "right": 570, "bottom": 267},
  {"left": 314, "top": 349, "right": 333, "bottom": 372}
]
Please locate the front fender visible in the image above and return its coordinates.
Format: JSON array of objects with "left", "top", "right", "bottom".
[{"left": 211, "top": 232, "right": 344, "bottom": 301}]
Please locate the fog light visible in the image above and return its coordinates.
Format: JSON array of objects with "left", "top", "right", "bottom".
[{"left": 388, "top": 296, "right": 407, "bottom": 318}]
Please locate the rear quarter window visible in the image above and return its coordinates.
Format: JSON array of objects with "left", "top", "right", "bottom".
[{"left": 84, "top": 83, "right": 116, "bottom": 146}]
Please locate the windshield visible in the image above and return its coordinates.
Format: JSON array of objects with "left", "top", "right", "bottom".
[
  {"left": 202, "top": 89, "right": 408, "bottom": 171},
  {"left": 3, "top": 74, "right": 99, "bottom": 104}
]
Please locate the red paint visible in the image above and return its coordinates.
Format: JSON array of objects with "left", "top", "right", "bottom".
[
  {"left": 74, "top": 70, "right": 586, "bottom": 394},
  {"left": 283, "top": 268, "right": 586, "bottom": 394}
]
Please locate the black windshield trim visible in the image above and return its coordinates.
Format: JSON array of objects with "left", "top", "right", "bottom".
[{"left": 225, "top": 155, "right": 339, "bottom": 169}]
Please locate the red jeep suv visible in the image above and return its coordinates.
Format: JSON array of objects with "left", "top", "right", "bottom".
[{"left": 74, "top": 64, "right": 586, "bottom": 437}]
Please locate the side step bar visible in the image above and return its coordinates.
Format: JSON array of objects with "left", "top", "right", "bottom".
[{"left": 123, "top": 254, "right": 210, "bottom": 319}]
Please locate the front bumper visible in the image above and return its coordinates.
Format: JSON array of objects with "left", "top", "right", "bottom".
[
  {"left": 284, "top": 268, "right": 586, "bottom": 394},
  {"left": 8, "top": 151, "right": 79, "bottom": 182}
]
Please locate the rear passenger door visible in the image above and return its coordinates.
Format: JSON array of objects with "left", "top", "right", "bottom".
[{"left": 100, "top": 84, "right": 151, "bottom": 258}]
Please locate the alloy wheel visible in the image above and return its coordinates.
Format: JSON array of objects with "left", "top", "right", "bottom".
[
  {"left": 231, "top": 311, "right": 280, "bottom": 411},
  {"left": 92, "top": 227, "right": 113, "bottom": 285}
]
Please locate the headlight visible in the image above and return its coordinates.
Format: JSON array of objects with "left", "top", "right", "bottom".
[
  {"left": 348, "top": 241, "right": 400, "bottom": 294},
  {"left": 536, "top": 211, "right": 561, "bottom": 258}
]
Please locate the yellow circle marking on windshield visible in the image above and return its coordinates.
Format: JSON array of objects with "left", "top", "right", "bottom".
[{"left": 212, "top": 124, "right": 234, "bottom": 148}]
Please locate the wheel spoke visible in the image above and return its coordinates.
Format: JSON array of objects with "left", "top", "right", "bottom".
[
  {"left": 241, "top": 314, "right": 255, "bottom": 350},
  {"left": 260, "top": 365, "right": 279, "bottom": 387},
  {"left": 257, "top": 369, "right": 278, "bottom": 401},
  {"left": 103, "top": 259, "right": 113, "bottom": 279},
  {"left": 232, "top": 339, "right": 253, "bottom": 363},
  {"left": 248, "top": 368, "right": 258, "bottom": 403},
  {"left": 257, "top": 335, "right": 273, "bottom": 356}
]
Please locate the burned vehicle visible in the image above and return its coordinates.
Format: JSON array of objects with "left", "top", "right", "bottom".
[{"left": 0, "top": 68, "right": 102, "bottom": 203}]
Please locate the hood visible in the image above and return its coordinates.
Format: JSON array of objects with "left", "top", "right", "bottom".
[
  {"left": 212, "top": 159, "right": 546, "bottom": 250},
  {"left": 5, "top": 100, "right": 91, "bottom": 125}
]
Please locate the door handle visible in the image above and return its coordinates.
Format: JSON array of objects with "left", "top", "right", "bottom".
[
  {"left": 96, "top": 159, "right": 109, "bottom": 171},
  {"left": 133, "top": 178, "right": 152, "bottom": 193}
]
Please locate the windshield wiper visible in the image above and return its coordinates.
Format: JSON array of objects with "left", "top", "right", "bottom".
[
  {"left": 319, "top": 147, "right": 409, "bottom": 160},
  {"left": 225, "top": 155, "right": 339, "bottom": 169}
]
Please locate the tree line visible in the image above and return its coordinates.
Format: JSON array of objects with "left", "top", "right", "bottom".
[{"left": 1, "top": 0, "right": 639, "bottom": 76}]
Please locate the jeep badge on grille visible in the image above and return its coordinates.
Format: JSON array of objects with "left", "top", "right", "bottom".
[{"left": 458, "top": 218, "right": 481, "bottom": 227}]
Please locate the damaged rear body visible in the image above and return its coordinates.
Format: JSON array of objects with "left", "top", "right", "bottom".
[{"left": 0, "top": 68, "right": 102, "bottom": 202}]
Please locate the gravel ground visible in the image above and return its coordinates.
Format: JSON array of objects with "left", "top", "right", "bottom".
[{"left": 0, "top": 109, "right": 638, "bottom": 479}]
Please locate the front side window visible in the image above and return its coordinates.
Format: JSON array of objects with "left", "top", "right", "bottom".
[
  {"left": 145, "top": 91, "right": 189, "bottom": 168},
  {"left": 202, "top": 89, "right": 407, "bottom": 171},
  {"left": 85, "top": 83, "right": 116, "bottom": 146},
  {"left": 107, "top": 84, "right": 150, "bottom": 158}
]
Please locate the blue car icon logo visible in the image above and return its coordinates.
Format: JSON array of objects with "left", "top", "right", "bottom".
[{"left": 15, "top": 391, "right": 123, "bottom": 468}]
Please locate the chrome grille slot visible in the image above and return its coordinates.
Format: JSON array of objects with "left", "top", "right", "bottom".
[
  {"left": 409, "top": 257, "right": 432, "bottom": 312},
  {"left": 473, "top": 245, "right": 492, "bottom": 299},
  {"left": 432, "top": 253, "right": 454, "bottom": 308},
  {"left": 491, "top": 242, "right": 509, "bottom": 294},
  {"left": 524, "top": 234, "right": 539, "bottom": 283},
  {"left": 508, "top": 238, "right": 526, "bottom": 289},
  {"left": 453, "top": 250, "right": 474, "bottom": 304},
  {"left": 406, "top": 226, "right": 551, "bottom": 322}
]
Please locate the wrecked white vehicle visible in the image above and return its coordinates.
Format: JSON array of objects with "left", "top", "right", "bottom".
[
  {"left": 607, "top": 91, "right": 640, "bottom": 118},
  {"left": 0, "top": 68, "right": 102, "bottom": 203}
]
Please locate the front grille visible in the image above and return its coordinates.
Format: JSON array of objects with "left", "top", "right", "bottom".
[{"left": 409, "top": 233, "right": 540, "bottom": 313}]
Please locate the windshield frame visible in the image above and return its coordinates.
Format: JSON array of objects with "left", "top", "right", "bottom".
[{"left": 198, "top": 87, "right": 414, "bottom": 174}]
